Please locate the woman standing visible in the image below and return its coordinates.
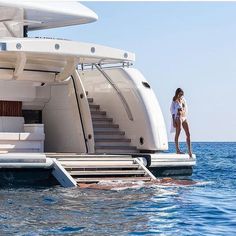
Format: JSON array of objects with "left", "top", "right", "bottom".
[{"left": 170, "top": 88, "right": 192, "bottom": 157}]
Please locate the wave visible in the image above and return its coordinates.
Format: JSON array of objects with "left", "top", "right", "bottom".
[{"left": 78, "top": 178, "right": 212, "bottom": 191}]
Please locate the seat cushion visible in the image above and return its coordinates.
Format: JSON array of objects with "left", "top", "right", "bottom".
[
  {"left": 20, "top": 132, "right": 45, "bottom": 141},
  {"left": 0, "top": 117, "right": 24, "bottom": 132},
  {"left": 0, "top": 132, "right": 20, "bottom": 140}
]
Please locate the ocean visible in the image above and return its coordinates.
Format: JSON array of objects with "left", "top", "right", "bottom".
[{"left": 0, "top": 142, "right": 235, "bottom": 235}]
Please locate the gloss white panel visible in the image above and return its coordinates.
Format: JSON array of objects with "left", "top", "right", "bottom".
[
  {"left": 0, "top": 1, "right": 98, "bottom": 33},
  {"left": 80, "top": 67, "right": 168, "bottom": 151},
  {"left": 0, "top": 117, "right": 24, "bottom": 132}
]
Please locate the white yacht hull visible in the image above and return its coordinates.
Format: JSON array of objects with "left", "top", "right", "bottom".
[
  {"left": 0, "top": 2, "right": 196, "bottom": 187},
  {"left": 0, "top": 152, "right": 196, "bottom": 187}
]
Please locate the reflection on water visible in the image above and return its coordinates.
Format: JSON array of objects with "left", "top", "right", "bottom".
[
  {"left": 0, "top": 185, "right": 183, "bottom": 235},
  {"left": 0, "top": 142, "right": 235, "bottom": 235}
]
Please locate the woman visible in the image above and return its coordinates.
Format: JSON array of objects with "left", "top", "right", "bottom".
[{"left": 170, "top": 88, "right": 192, "bottom": 157}]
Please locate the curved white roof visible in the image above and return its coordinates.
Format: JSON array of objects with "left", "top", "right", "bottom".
[{"left": 0, "top": 0, "right": 98, "bottom": 30}]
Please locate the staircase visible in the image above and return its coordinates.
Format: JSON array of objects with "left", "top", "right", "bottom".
[
  {"left": 88, "top": 97, "right": 138, "bottom": 154},
  {"left": 49, "top": 154, "right": 152, "bottom": 184}
]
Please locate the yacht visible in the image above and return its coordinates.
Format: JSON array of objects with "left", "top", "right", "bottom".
[{"left": 0, "top": 1, "right": 196, "bottom": 187}]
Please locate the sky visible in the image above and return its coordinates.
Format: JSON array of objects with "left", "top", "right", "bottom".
[{"left": 30, "top": 2, "right": 236, "bottom": 142}]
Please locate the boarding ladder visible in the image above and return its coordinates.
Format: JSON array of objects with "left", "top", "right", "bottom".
[{"left": 48, "top": 154, "right": 156, "bottom": 185}]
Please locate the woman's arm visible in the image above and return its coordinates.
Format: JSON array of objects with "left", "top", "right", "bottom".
[{"left": 170, "top": 101, "right": 177, "bottom": 128}]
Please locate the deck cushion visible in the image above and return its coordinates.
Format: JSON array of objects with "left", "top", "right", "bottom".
[
  {"left": 0, "top": 117, "right": 24, "bottom": 132},
  {"left": 19, "top": 132, "right": 45, "bottom": 141},
  {"left": 0, "top": 132, "right": 20, "bottom": 140}
]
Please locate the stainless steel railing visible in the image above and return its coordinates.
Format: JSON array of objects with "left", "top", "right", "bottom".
[{"left": 94, "top": 64, "right": 134, "bottom": 121}]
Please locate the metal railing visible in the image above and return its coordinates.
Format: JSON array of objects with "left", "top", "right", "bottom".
[
  {"left": 134, "top": 157, "right": 157, "bottom": 180},
  {"left": 94, "top": 64, "right": 134, "bottom": 121}
]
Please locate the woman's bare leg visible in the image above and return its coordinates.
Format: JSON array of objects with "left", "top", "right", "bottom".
[
  {"left": 175, "top": 118, "right": 182, "bottom": 154},
  {"left": 182, "top": 121, "right": 192, "bottom": 157}
]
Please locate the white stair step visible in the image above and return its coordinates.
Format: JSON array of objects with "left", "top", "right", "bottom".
[
  {"left": 94, "top": 128, "right": 121, "bottom": 132},
  {"left": 89, "top": 104, "right": 100, "bottom": 110},
  {"left": 62, "top": 161, "right": 136, "bottom": 166},
  {"left": 93, "top": 123, "right": 119, "bottom": 128},
  {"left": 0, "top": 141, "right": 41, "bottom": 149},
  {"left": 68, "top": 170, "right": 145, "bottom": 176},
  {"left": 55, "top": 156, "right": 133, "bottom": 162},
  {"left": 0, "top": 149, "right": 41, "bottom": 153},
  {"left": 75, "top": 176, "right": 152, "bottom": 183},
  {"left": 91, "top": 110, "right": 106, "bottom": 116},
  {"left": 63, "top": 164, "right": 140, "bottom": 169},
  {"left": 92, "top": 117, "right": 113, "bottom": 122},
  {"left": 57, "top": 157, "right": 134, "bottom": 161},
  {"left": 87, "top": 98, "right": 93, "bottom": 103},
  {"left": 90, "top": 114, "right": 107, "bottom": 119},
  {"left": 62, "top": 160, "right": 134, "bottom": 167},
  {"left": 92, "top": 121, "right": 113, "bottom": 125},
  {"left": 61, "top": 160, "right": 135, "bottom": 165},
  {"left": 95, "top": 135, "right": 126, "bottom": 140},
  {"left": 0, "top": 158, "right": 45, "bottom": 163},
  {"left": 95, "top": 142, "right": 131, "bottom": 147},
  {"left": 47, "top": 154, "right": 132, "bottom": 159},
  {"left": 95, "top": 138, "right": 131, "bottom": 142},
  {"left": 94, "top": 130, "right": 125, "bottom": 135},
  {"left": 95, "top": 149, "right": 138, "bottom": 154},
  {"left": 95, "top": 145, "right": 137, "bottom": 150},
  {"left": 95, "top": 135, "right": 131, "bottom": 143}
]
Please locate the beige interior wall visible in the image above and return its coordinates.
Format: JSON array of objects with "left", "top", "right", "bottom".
[{"left": 42, "top": 80, "right": 86, "bottom": 153}]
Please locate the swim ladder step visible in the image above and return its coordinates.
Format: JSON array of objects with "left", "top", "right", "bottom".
[
  {"left": 63, "top": 163, "right": 140, "bottom": 168},
  {"left": 74, "top": 176, "right": 152, "bottom": 183},
  {"left": 68, "top": 170, "right": 145, "bottom": 176}
]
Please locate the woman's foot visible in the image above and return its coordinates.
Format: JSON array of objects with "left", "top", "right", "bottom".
[
  {"left": 188, "top": 152, "right": 193, "bottom": 158},
  {"left": 177, "top": 150, "right": 185, "bottom": 154}
]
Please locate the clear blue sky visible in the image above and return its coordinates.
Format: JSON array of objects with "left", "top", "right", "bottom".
[{"left": 30, "top": 2, "right": 236, "bottom": 142}]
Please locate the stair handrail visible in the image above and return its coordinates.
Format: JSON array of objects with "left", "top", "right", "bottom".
[
  {"left": 72, "top": 70, "right": 95, "bottom": 153},
  {"left": 94, "top": 64, "right": 134, "bottom": 121},
  {"left": 134, "top": 157, "right": 157, "bottom": 180}
]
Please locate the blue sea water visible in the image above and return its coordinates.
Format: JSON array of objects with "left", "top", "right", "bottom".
[{"left": 0, "top": 142, "right": 236, "bottom": 236}]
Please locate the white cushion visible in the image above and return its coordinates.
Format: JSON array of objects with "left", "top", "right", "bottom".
[
  {"left": 0, "top": 117, "right": 24, "bottom": 132},
  {"left": 24, "top": 124, "right": 44, "bottom": 134},
  {"left": 20, "top": 132, "right": 45, "bottom": 141},
  {"left": 0, "top": 132, "right": 19, "bottom": 140}
]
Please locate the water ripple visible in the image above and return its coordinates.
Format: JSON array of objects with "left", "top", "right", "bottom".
[{"left": 0, "top": 143, "right": 235, "bottom": 235}]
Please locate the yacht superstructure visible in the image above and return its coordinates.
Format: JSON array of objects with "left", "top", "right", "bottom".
[{"left": 0, "top": 1, "right": 195, "bottom": 187}]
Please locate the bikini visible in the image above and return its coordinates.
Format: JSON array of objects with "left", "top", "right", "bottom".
[{"left": 175, "top": 102, "right": 187, "bottom": 122}]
